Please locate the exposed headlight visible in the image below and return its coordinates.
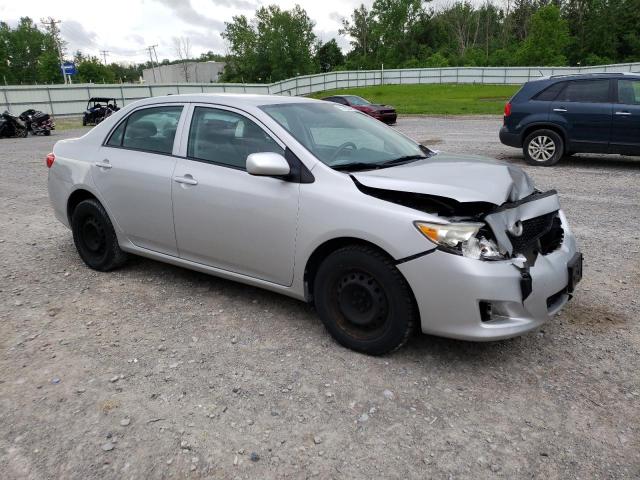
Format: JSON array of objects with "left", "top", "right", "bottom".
[{"left": 414, "top": 221, "right": 505, "bottom": 260}]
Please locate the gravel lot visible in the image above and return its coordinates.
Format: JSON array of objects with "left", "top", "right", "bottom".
[{"left": 1, "top": 116, "right": 638, "bottom": 479}]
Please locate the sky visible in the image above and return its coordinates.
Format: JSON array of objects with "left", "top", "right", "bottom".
[{"left": 0, "top": 0, "right": 377, "bottom": 64}]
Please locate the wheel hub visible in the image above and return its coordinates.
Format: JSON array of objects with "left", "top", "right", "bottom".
[
  {"left": 337, "top": 272, "right": 387, "bottom": 328},
  {"left": 82, "top": 217, "right": 106, "bottom": 253},
  {"left": 528, "top": 135, "right": 556, "bottom": 162}
]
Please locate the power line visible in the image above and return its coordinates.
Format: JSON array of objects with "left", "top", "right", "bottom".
[{"left": 100, "top": 50, "right": 110, "bottom": 65}]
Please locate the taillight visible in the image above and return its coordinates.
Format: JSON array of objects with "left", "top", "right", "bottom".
[
  {"left": 504, "top": 102, "right": 512, "bottom": 117},
  {"left": 46, "top": 152, "right": 55, "bottom": 168}
]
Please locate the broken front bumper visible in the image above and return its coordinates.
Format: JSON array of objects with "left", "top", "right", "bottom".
[{"left": 397, "top": 211, "right": 580, "bottom": 341}]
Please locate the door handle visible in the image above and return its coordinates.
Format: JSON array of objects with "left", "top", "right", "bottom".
[
  {"left": 615, "top": 111, "right": 632, "bottom": 116},
  {"left": 94, "top": 160, "right": 112, "bottom": 169},
  {"left": 553, "top": 108, "right": 568, "bottom": 113},
  {"left": 173, "top": 175, "right": 198, "bottom": 186}
]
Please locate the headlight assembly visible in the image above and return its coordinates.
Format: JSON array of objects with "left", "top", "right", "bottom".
[{"left": 414, "top": 221, "right": 505, "bottom": 260}]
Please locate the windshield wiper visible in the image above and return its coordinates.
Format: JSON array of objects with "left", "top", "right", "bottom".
[
  {"left": 332, "top": 154, "right": 432, "bottom": 172},
  {"left": 378, "top": 155, "right": 429, "bottom": 167},
  {"left": 331, "top": 162, "right": 381, "bottom": 172}
]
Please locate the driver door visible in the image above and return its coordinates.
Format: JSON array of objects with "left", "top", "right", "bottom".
[{"left": 171, "top": 105, "right": 300, "bottom": 286}]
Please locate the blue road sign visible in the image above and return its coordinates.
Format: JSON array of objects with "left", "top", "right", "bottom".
[{"left": 61, "top": 62, "right": 77, "bottom": 75}]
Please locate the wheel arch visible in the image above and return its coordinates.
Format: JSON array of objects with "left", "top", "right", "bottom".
[
  {"left": 303, "top": 237, "right": 418, "bottom": 306},
  {"left": 67, "top": 188, "right": 100, "bottom": 224}
]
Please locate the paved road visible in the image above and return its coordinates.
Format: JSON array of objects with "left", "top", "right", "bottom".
[{"left": 1, "top": 117, "right": 638, "bottom": 479}]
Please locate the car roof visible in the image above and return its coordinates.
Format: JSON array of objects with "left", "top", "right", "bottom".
[
  {"left": 529, "top": 72, "right": 640, "bottom": 83},
  {"left": 89, "top": 97, "right": 117, "bottom": 102},
  {"left": 130, "top": 93, "right": 319, "bottom": 109}
]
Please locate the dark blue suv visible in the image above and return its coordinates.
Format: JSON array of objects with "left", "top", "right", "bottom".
[{"left": 499, "top": 73, "right": 640, "bottom": 166}]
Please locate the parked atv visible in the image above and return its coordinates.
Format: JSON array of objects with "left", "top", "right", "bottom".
[
  {"left": 83, "top": 97, "right": 119, "bottom": 126},
  {"left": 19, "top": 109, "right": 55, "bottom": 136},
  {"left": 0, "top": 111, "right": 28, "bottom": 138}
]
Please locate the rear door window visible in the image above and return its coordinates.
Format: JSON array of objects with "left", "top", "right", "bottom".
[
  {"left": 617, "top": 79, "right": 640, "bottom": 105},
  {"left": 556, "top": 80, "right": 610, "bottom": 103},
  {"left": 109, "top": 106, "right": 183, "bottom": 154}
]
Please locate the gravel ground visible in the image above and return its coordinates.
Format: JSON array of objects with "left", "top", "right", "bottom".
[{"left": 1, "top": 116, "right": 638, "bottom": 479}]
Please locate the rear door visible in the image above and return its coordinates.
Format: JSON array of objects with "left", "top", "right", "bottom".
[
  {"left": 93, "top": 104, "right": 185, "bottom": 256},
  {"left": 611, "top": 78, "right": 640, "bottom": 154},
  {"left": 550, "top": 79, "right": 613, "bottom": 153}
]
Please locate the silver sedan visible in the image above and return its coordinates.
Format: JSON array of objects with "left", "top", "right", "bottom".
[{"left": 47, "top": 94, "right": 582, "bottom": 354}]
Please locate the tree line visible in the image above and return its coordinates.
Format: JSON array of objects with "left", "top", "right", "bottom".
[
  {"left": 222, "top": 0, "right": 640, "bottom": 82},
  {"left": 2, "top": 0, "right": 639, "bottom": 85}
]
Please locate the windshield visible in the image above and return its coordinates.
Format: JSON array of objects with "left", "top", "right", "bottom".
[
  {"left": 344, "top": 96, "right": 370, "bottom": 106},
  {"left": 260, "top": 102, "right": 429, "bottom": 170}
]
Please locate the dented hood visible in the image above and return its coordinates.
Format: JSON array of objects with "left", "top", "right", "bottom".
[{"left": 352, "top": 153, "right": 535, "bottom": 205}]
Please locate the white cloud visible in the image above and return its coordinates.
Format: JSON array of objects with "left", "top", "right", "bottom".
[{"left": 2, "top": 0, "right": 377, "bottom": 63}]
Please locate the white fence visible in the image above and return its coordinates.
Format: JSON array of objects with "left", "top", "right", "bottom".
[{"left": 2, "top": 62, "right": 639, "bottom": 117}]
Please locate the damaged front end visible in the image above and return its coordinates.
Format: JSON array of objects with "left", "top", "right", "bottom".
[{"left": 352, "top": 177, "right": 571, "bottom": 301}]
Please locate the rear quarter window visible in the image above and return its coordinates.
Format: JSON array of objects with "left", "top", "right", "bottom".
[{"left": 533, "top": 82, "right": 565, "bottom": 101}]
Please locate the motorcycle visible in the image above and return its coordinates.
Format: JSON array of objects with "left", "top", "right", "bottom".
[
  {"left": 0, "top": 111, "right": 28, "bottom": 138},
  {"left": 19, "top": 109, "right": 55, "bottom": 136}
]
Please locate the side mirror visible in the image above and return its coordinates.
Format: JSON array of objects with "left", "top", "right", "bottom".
[{"left": 246, "top": 152, "right": 290, "bottom": 177}]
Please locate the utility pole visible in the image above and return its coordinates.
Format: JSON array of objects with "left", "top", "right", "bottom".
[
  {"left": 41, "top": 17, "right": 66, "bottom": 85},
  {"left": 151, "top": 45, "right": 163, "bottom": 83},
  {"left": 100, "top": 50, "right": 110, "bottom": 65},
  {"left": 146, "top": 46, "right": 157, "bottom": 83},
  {"left": 146, "top": 45, "right": 161, "bottom": 83}
]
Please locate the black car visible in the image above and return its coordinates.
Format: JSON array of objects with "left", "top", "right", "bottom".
[
  {"left": 83, "top": 97, "right": 120, "bottom": 126},
  {"left": 500, "top": 73, "right": 640, "bottom": 166},
  {"left": 322, "top": 95, "right": 397, "bottom": 124}
]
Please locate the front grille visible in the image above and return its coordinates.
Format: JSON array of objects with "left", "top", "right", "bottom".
[
  {"left": 379, "top": 109, "right": 395, "bottom": 114},
  {"left": 508, "top": 211, "right": 563, "bottom": 255}
]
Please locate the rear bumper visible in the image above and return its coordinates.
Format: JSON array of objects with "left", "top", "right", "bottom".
[
  {"left": 499, "top": 126, "right": 522, "bottom": 148},
  {"left": 398, "top": 230, "right": 579, "bottom": 341},
  {"left": 373, "top": 112, "right": 397, "bottom": 124}
]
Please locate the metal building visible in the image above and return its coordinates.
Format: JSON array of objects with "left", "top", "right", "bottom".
[{"left": 142, "top": 61, "right": 225, "bottom": 84}]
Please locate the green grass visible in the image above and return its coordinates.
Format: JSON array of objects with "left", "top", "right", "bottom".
[
  {"left": 53, "top": 117, "right": 88, "bottom": 131},
  {"left": 311, "top": 84, "right": 520, "bottom": 115}
]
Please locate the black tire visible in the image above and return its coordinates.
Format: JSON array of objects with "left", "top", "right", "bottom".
[
  {"left": 82, "top": 117, "right": 87, "bottom": 126},
  {"left": 44, "top": 130, "right": 51, "bottom": 136},
  {"left": 313, "top": 245, "right": 417, "bottom": 355},
  {"left": 71, "top": 199, "right": 127, "bottom": 271},
  {"left": 523, "top": 129, "right": 564, "bottom": 166}
]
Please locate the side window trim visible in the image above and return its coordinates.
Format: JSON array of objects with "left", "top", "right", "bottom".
[{"left": 102, "top": 103, "right": 186, "bottom": 156}]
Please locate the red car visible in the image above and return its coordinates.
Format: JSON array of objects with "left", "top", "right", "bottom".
[{"left": 322, "top": 95, "right": 397, "bottom": 124}]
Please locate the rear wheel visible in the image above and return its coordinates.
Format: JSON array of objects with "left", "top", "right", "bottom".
[
  {"left": 71, "top": 199, "right": 127, "bottom": 271},
  {"left": 523, "top": 129, "right": 563, "bottom": 166},
  {"left": 313, "top": 245, "right": 417, "bottom": 355}
]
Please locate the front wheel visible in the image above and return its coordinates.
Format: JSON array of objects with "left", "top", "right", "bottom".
[
  {"left": 523, "top": 129, "right": 564, "bottom": 166},
  {"left": 313, "top": 245, "right": 417, "bottom": 355},
  {"left": 71, "top": 199, "right": 127, "bottom": 271}
]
